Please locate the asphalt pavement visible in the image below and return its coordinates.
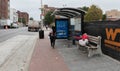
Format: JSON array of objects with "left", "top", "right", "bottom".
[{"left": 0, "top": 34, "right": 37, "bottom": 71}]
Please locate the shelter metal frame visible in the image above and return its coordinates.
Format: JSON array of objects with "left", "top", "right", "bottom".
[{"left": 52, "top": 7, "right": 86, "bottom": 33}]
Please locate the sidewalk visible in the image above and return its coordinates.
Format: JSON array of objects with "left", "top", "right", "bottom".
[
  {"left": 28, "top": 29, "right": 70, "bottom": 71},
  {"left": 28, "top": 29, "right": 120, "bottom": 71}
]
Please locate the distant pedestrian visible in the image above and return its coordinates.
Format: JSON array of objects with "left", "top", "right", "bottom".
[
  {"left": 48, "top": 26, "right": 56, "bottom": 48},
  {"left": 46, "top": 25, "right": 48, "bottom": 30}
]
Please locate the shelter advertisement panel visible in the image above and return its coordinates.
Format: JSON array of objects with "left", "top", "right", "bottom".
[{"left": 55, "top": 19, "right": 69, "bottom": 39}]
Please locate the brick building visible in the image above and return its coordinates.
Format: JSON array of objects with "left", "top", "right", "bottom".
[
  {"left": 41, "top": 5, "right": 56, "bottom": 17},
  {"left": 0, "top": 0, "right": 10, "bottom": 19},
  {"left": 41, "top": 5, "right": 56, "bottom": 26},
  {"left": 17, "top": 11, "right": 29, "bottom": 25},
  {"left": 0, "top": 0, "right": 10, "bottom": 27}
]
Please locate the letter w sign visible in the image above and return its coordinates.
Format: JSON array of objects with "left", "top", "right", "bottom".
[{"left": 105, "top": 28, "right": 120, "bottom": 47}]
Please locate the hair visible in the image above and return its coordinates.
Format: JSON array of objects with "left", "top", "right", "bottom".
[{"left": 52, "top": 26, "right": 56, "bottom": 33}]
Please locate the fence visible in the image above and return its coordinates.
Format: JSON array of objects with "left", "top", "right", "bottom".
[{"left": 83, "top": 20, "right": 120, "bottom": 61}]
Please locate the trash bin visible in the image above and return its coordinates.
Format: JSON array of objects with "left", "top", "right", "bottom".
[{"left": 39, "top": 30, "right": 44, "bottom": 39}]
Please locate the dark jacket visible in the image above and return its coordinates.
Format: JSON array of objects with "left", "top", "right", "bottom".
[{"left": 49, "top": 32, "right": 56, "bottom": 39}]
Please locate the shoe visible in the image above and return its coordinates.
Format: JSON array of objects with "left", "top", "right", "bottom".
[
  {"left": 53, "top": 46, "right": 54, "bottom": 49},
  {"left": 52, "top": 44, "right": 54, "bottom": 48}
]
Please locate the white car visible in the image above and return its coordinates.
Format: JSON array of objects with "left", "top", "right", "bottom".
[{"left": 12, "top": 23, "right": 18, "bottom": 28}]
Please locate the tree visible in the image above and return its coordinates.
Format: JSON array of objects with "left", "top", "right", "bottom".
[
  {"left": 18, "top": 18, "right": 26, "bottom": 25},
  {"left": 84, "top": 5, "right": 103, "bottom": 22},
  {"left": 44, "top": 11, "right": 55, "bottom": 25},
  {"left": 30, "top": 17, "right": 34, "bottom": 20},
  {"left": 22, "top": 18, "right": 26, "bottom": 24},
  {"left": 102, "top": 14, "right": 106, "bottom": 21},
  {"left": 18, "top": 18, "right": 22, "bottom": 23},
  {"left": 79, "top": 6, "right": 89, "bottom": 12}
]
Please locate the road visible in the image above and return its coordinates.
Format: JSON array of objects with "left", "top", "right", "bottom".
[
  {"left": 0, "top": 27, "right": 38, "bottom": 71},
  {"left": 0, "top": 27, "right": 38, "bottom": 42}
]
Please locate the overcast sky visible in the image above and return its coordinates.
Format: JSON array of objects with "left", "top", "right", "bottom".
[{"left": 10, "top": 0, "right": 120, "bottom": 21}]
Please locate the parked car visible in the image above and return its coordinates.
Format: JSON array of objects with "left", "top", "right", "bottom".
[{"left": 11, "top": 23, "right": 19, "bottom": 28}]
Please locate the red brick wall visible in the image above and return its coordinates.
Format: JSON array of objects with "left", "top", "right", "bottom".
[
  {"left": 0, "top": 0, "right": 9, "bottom": 19},
  {"left": 17, "top": 11, "right": 29, "bottom": 24}
]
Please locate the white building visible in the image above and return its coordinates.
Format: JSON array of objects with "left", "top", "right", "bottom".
[{"left": 10, "top": 8, "right": 18, "bottom": 23}]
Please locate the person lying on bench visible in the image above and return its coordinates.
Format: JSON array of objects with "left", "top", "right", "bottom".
[{"left": 79, "top": 33, "right": 89, "bottom": 46}]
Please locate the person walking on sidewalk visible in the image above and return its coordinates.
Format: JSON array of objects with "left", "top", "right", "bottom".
[{"left": 49, "top": 26, "right": 56, "bottom": 48}]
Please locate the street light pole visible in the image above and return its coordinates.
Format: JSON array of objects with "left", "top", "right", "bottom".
[
  {"left": 40, "top": 0, "right": 43, "bottom": 29},
  {"left": 41, "top": 0, "right": 42, "bottom": 7}
]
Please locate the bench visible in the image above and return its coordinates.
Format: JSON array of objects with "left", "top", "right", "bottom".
[{"left": 76, "top": 35, "right": 102, "bottom": 57}]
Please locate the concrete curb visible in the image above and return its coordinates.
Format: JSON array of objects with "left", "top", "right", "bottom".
[{"left": 24, "top": 36, "right": 38, "bottom": 71}]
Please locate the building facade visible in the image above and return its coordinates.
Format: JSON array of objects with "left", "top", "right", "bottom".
[
  {"left": 42, "top": 5, "right": 56, "bottom": 16},
  {"left": 0, "top": 0, "right": 10, "bottom": 19},
  {"left": 40, "top": 5, "right": 56, "bottom": 26},
  {"left": 41, "top": 5, "right": 56, "bottom": 19},
  {"left": 0, "top": 0, "right": 10, "bottom": 27},
  {"left": 17, "top": 11, "right": 29, "bottom": 25},
  {"left": 106, "top": 9, "right": 120, "bottom": 21},
  {"left": 10, "top": 8, "right": 18, "bottom": 23}
]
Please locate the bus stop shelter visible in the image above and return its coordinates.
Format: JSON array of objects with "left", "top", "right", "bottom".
[
  {"left": 52, "top": 8, "right": 86, "bottom": 44},
  {"left": 52, "top": 8, "right": 86, "bottom": 33}
]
